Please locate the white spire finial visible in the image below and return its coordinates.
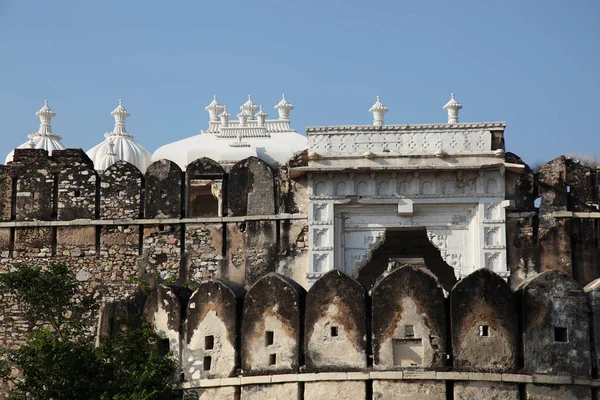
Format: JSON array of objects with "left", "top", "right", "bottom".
[
  {"left": 274, "top": 94, "right": 294, "bottom": 121},
  {"left": 237, "top": 110, "right": 248, "bottom": 127},
  {"left": 35, "top": 100, "right": 56, "bottom": 135},
  {"left": 205, "top": 95, "right": 225, "bottom": 122},
  {"left": 219, "top": 106, "right": 231, "bottom": 126},
  {"left": 110, "top": 99, "right": 130, "bottom": 135},
  {"left": 256, "top": 105, "right": 267, "bottom": 127},
  {"left": 240, "top": 94, "right": 259, "bottom": 120},
  {"left": 443, "top": 93, "right": 462, "bottom": 124},
  {"left": 369, "top": 96, "right": 388, "bottom": 127}
]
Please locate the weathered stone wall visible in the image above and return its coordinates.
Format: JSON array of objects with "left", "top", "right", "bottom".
[
  {"left": 372, "top": 266, "right": 447, "bottom": 370},
  {"left": 304, "top": 270, "right": 367, "bottom": 371},
  {"left": 53, "top": 149, "right": 98, "bottom": 221},
  {"left": 519, "top": 270, "right": 590, "bottom": 376},
  {"left": 3, "top": 150, "right": 600, "bottom": 398},
  {"left": 100, "top": 161, "right": 143, "bottom": 219},
  {"left": 451, "top": 269, "right": 518, "bottom": 372},
  {"left": 145, "top": 159, "right": 182, "bottom": 219}
]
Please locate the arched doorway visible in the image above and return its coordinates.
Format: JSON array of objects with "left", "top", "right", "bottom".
[{"left": 357, "top": 228, "right": 457, "bottom": 291}]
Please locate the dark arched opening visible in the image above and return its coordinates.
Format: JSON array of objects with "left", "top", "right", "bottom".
[{"left": 357, "top": 228, "right": 457, "bottom": 291}]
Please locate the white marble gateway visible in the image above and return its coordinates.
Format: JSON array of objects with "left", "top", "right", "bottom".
[{"left": 301, "top": 95, "right": 511, "bottom": 286}]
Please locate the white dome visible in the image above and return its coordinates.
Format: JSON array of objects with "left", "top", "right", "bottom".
[
  {"left": 88, "top": 136, "right": 151, "bottom": 173},
  {"left": 152, "top": 95, "right": 307, "bottom": 169},
  {"left": 6, "top": 100, "right": 66, "bottom": 164},
  {"left": 86, "top": 100, "right": 152, "bottom": 173}
]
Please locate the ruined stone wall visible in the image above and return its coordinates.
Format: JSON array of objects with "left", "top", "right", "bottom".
[{"left": 506, "top": 153, "right": 600, "bottom": 289}]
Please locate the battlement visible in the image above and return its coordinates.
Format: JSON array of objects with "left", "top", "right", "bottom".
[{"left": 122, "top": 266, "right": 600, "bottom": 399}]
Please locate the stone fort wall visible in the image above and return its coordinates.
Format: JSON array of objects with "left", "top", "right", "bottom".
[
  {"left": 1, "top": 146, "right": 600, "bottom": 399},
  {"left": 136, "top": 266, "right": 600, "bottom": 399}
]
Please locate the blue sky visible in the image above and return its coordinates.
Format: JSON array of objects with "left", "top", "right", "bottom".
[{"left": 1, "top": 0, "right": 598, "bottom": 166}]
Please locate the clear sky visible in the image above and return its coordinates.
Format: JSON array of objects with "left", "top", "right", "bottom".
[{"left": 1, "top": 0, "right": 598, "bottom": 166}]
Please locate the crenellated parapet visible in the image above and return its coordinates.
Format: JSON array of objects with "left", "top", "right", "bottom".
[{"left": 111, "top": 267, "right": 600, "bottom": 399}]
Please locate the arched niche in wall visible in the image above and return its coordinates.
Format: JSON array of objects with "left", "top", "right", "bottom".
[
  {"left": 53, "top": 149, "right": 98, "bottom": 221},
  {"left": 145, "top": 159, "right": 182, "bottom": 219},
  {"left": 371, "top": 265, "right": 447, "bottom": 370},
  {"left": 100, "top": 161, "right": 143, "bottom": 219},
  {"left": 304, "top": 270, "right": 366, "bottom": 371},
  {"left": 185, "top": 157, "right": 225, "bottom": 218},
  {"left": 228, "top": 157, "right": 275, "bottom": 216},
  {"left": 451, "top": 268, "right": 518, "bottom": 372},
  {"left": 519, "top": 270, "right": 590, "bottom": 376},
  {"left": 183, "top": 279, "right": 245, "bottom": 381},
  {"left": 241, "top": 273, "right": 305, "bottom": 375}
]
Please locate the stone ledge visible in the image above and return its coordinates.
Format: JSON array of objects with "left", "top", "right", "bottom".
[
  {"left": 240, "top": 375, "right": 271, "bottom": 385},
  {"left": 0, "top": 214, "right": 308, "bottom": 228},
  {"left": 175, "top": 371, "right": 600, "bottom": 390}
]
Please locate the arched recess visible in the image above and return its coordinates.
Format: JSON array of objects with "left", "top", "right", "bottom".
[
  {"left": 185, "top": 157, "right": 225, "bottom": 217},
  {"left": 357, "top": 228, "right": 457, "bottom": 292}
]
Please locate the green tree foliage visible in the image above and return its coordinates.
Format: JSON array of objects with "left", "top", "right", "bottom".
[{"left": 0, "top": 264, "right": 176, "bottom": 400}]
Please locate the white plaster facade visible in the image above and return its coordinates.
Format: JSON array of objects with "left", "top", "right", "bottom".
[{"left": 300, "top": 102, "right": 511, "bottom": 286}]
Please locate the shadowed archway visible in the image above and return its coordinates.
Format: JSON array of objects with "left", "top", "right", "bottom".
[{"left": 357, "top": 228, "right": 457, "bottom": 291}]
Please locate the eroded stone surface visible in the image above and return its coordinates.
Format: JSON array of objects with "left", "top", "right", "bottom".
[
  {"left": 454, "top": 381, "right": 519, "bottom": 400},
  {"left": 525, "top": 384, "right": 591, "bottom": 400},
  {"left": 451, "top": 268, "right": 518, "bottom": 372},
  {"left": 304, "top": 381, "right": 366, "bottom": 400},
  {"left": 372, "top": 266, "right": 447, "bottom": 370},
  {"left": 304, "top": 270, "right": 366, "bottom": 371},
  {"left": 373, "top": 380, "right": 446, "bottom": 400},
  {"left": 240, "top": 383, "right": 298, "bottom": 400}
]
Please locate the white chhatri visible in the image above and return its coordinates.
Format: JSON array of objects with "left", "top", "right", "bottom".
[
  {"left": 152, "top": 94, "right": 307, "bottom": 168},
  {"left": 86, "top": 99, "right": 152, "bottom": 173},
  {"left": 443, "top": 93, "right": 463, "bottom": 124},
  {"left": 5, "top": 100, "right": 66, "bottom": 163}
]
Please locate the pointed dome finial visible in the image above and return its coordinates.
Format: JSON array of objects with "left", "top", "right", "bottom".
[
  {"left": 240, "top": 95, "right": 259, "bottom": 120},
  {"left": 205, "top": 95, "right": 225, "bottom": 122},
  {"left": 369, "top": 96, "right": 388, "bottom": 127},
  {"left": 274, "top": 94, "right": 294, "bottom": 121},
  {"left": 110, "top": 99, "right": 131, "bottom": 135},
  {"left": 443, "top": 93, "right": 462, "bottom": 124},
  {"left": 35, "top": 100, "right": 56, "bottom": 135}
]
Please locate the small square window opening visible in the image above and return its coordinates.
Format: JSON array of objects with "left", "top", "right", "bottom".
[
  {"left": 480, "top": 325, "right": 489, "bottom": 337},
  {"left": 265, "top": 331, "right": 274, "bottom": 346}
]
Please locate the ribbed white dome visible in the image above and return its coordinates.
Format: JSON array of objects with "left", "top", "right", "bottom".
[
  {"left": 86, "top": 100, "right": 152, "bottom": 173},
  {"left": 152, "top": 95, "right": 307, "bottom": 169},
  {"left": 5, "top": 101, "right": 66, "bottom": 163},
  {"left": 88, "top": 136, "right": 151, "bottom": 173}
]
